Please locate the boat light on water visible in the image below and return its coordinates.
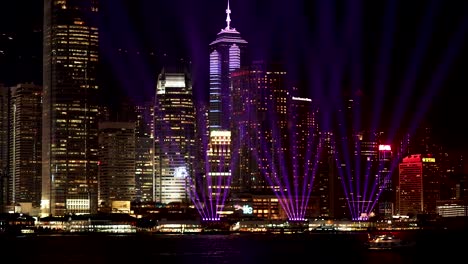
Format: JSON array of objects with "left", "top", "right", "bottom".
[{"left": 366, "top": 233, "right": 416, "bottom": 250}]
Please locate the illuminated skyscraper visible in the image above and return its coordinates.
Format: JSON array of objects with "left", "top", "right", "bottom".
[
  {"left": 230, "top": 62, "right": 287, "bottom": 194},
  {"left": 209, "top": 0, "right": 247, "bottom": 131},
  {"left": 0, "top": 84, "right": 9, "bottom": 210},
  {"left": 314, "top": 131, "right": 337, "bottom": 218},
  {"left": 10, "top": 83, "right": 42, "bottom": 209},
  {"left": 377, "top": 144, "right": 394, "bottom": 218},
  {"left": 398, "top": 154, "right": 441, "bottom": 216},
  {"left": 154, "top": 70, "right": 195, "bottom": 204},
  {"left": 42, "top": 0, "right": 99, "bottom": 216},
  {"left": 134, "top": 102, "right": 155, "bottom": 202},
  {"left": 98, "top": 122, "right": 136, "bottom": 212},
  {"left": 398, "top": 154, "right": 423, "bottom": 216},
  {"left": 207, "top": 130, "right": 232, "bottom": 212}
]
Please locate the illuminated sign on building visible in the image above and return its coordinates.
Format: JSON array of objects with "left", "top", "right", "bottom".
[
  {"left": 174, "top": 166, "right": 188, "bottom": 178},
  {"left": 422, "top": 158, "right": 435, "bottom": 163},
  {"left": 66, "top": 199, "right": 90, "bottom": 211},
  {"left": 234, "top": 204, "right": 253, "bottom": 215},
  {"left": 379, "top": 145, "right": 391, "bottom": 151},
  {"left": 292, "top": 96, "right": 312, "bottom": 102},
  {"left": 242, "top": 205, "right": 253, "bottom": 214},
  {"left": 111, "top": 200, "right": 131, "bottom": 213}
]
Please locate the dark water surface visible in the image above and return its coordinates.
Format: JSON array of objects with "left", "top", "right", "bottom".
[{"left": 2, "top": 230, "right": 466, "bottom": 264}]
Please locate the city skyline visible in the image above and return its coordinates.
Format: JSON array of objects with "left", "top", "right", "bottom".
[
  {"left": 0, "top": 0, "right": 467, "bottom": 224},
  {"left": 1, "top": 0, "right": 467, "bottom": 154},
  {"left": 2, "top": 4, "right": 468, "bottom": 261}
]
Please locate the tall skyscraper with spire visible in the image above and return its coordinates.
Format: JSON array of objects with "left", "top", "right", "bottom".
[
  {"left": 209, "top": 0, "right": 248, "bottom": 131},
  {"left": 42, "top": 0, "right": 99, "bottom": 216}
]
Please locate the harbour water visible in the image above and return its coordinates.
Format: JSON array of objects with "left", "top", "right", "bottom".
[{"left": 2, "top": 230, "right": 466, "bottom": 264}]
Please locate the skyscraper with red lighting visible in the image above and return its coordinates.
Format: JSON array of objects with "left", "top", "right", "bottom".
[{"left": 398, "top": 155, "right": 423, "bottom": 216}]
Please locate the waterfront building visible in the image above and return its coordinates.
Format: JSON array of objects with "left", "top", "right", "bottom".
[
  {"left": 154, "top": 69, "right": 195, "bottom": 205},
  {"left": 377, "top": 144, "right": 394, "bottom": 218},
  {"left": 42, "top": 0, "right": 100, "bottom": 216},
  {"left": 0, "top": 84, "right": 9, "bottom": 211},
  {"left": 134, "top": 102, "right": 155, "bottom": 202},
  {"left": 9, "top": 83, "right": 42, "bottom": 211},
  {"left": 398, "top": 155, "right": 423, "bottom": 216},
  {"left": 398, "top": 154, "right": 441, "bottom": 216},
  {"left": 230, "top": 61, "right": 287, "bottom": 195},
  {"left": 313, "top": 131, "right": 337, "bottom": 218},
  {"left": 98, "top": 122, "right": 136, "bottom": 213},
  {"left": 206, "top": 130, "right": 232, "bottom": 212}
]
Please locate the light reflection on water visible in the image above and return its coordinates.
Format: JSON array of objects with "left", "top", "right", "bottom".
[{"left": 2, "top": 231, "right": 465, "bottom": 264}]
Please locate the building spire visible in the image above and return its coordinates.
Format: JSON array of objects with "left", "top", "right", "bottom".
[{"left": 225, "top": 0, "right": 231, "bottom": 30}]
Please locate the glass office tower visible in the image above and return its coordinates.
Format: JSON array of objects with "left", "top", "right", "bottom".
[
  {"left": 42, "top": 0, "right": 99, "bottom": 216},
  {"left": 154, "top": 70, "right": 195, "bottom": 205},
  {"left": 208, "top": 0, "right": 247, "bottom": 131}
]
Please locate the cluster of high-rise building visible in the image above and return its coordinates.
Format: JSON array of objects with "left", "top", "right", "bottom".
[{"left": 0, "top": 0, "right": 467, "bottom": 222}]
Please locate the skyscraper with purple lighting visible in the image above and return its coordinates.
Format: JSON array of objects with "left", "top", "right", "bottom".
[
  {"left": 208, "top": 0, "right": 247, "bottom": 131},
  {"left": 197, "top": 0, "right": 248, "bottom": 220},
  {"left": 230, "top": 61, "right": 287, "bottom": 194}
]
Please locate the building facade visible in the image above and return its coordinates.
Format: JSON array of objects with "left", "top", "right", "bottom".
[
  {"left": 398, "top": 154, "right": 424, "bottom": 216},
  {"left": 134, "top": 102, "right": 155, "bottom": 202},
  {"left": 154, "top": 70, "right": 195, "bottom": 205},
  {"left": 9, "top": 83, "right": 42, "bottom": 209},
  {"left": 377, "top": 144, "right": 394, "bottom": 218},
  {"left": 98, "top": 122, "right": 136, "bottom": 212},
  {"left": 230, "top": 62, "right": 288, "bottom": 195},
  {"left": 0, "top": 84, "right": 9, "bottom": 211},
  {"left": 208, "top": 1, "right": 247, "bottom": 131},
  {"left": 42, "top": 0, "right": 100, "bottom": 216}
]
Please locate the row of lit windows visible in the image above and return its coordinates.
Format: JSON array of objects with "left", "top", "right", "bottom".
[
  {"left": 55, "top": 33, "right": 95, "bottom": 39},
  {"left": 57, "top": 41, "right": 95, "bottom": 46},
  {"left": 54, "top": 107, "right": 98, "bottom": 112},
  {"left": 57, "top": 48, "right": 98, "bottom": 53}
]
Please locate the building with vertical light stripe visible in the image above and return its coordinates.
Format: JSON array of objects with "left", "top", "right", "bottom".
[
  {"left": 208, "top": 0, "right": 247, "bottom": 131},
  {"left": 42, "top": 0, "right": 100, "bottom": 216}
]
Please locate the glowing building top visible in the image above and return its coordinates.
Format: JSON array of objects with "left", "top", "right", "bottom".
[
  {"left": 209, "top": 0, "right": 248, "bottom": 131},
  {"left": 225, "top": 0, "right": 231, "bottom": 30}
]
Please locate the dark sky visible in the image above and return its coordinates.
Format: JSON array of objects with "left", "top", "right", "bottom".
[{"left": 1, "top": 0, "right": 467, "bottom": 152}]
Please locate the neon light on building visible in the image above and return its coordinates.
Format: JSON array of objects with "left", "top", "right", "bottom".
[
  {"left": 379, "top": 144, "right": 391, "bottom": 151},
  {"left": 208, "top": 0, "right": 248, "bottom": 131}
]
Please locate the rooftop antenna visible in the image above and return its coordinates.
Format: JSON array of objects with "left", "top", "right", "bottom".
[{"left": 225, "top": 0, "right": 231, "bottom": 30}]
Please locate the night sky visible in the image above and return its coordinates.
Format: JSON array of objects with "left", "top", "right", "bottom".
[{"left": 1, "top": 0, "right": 467, "bottom": 152}]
